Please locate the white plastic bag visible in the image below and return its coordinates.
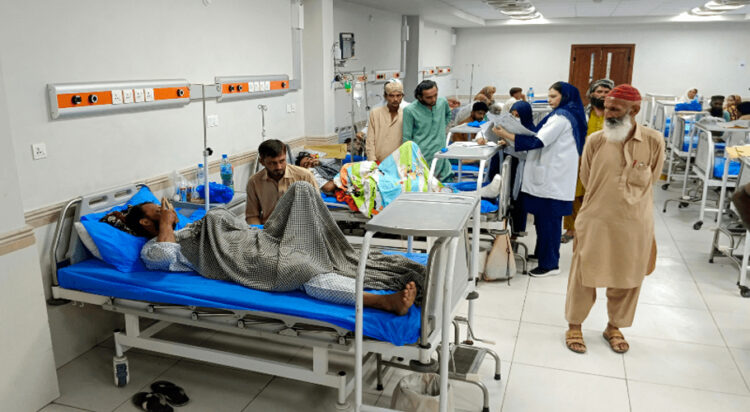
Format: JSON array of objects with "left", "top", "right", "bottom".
[{"left": 390, "top": 373, "right": 454, "bottom": 412}]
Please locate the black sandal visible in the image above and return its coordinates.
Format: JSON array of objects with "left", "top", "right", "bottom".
[
  {"left": 150, "top": 381, "right": 190, "bottom": 407},
  {"left": 132, "top": 392, "right": 173, "bottom": 412}
]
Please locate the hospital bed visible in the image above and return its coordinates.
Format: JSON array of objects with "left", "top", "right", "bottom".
[
  {"left": 445, "top": 124, "right": 488, "bottom": 181},
  {"left": 652, "top": 100, "right": 677, "bottom": 136},
  {"left": 662, "top": 111, "right": 704, "bottom": 191},
  {"left": 663, "top": 120, "right": 746, "bottom": 229},
  {"left": 643, "top": 93, "right": 675, "bottom": 128},
  {"left": 709, "top": 154, "right": 750, "bottom": 298},
  {"left": 49, "top": 184, "right": 501, "bottom": 411}
]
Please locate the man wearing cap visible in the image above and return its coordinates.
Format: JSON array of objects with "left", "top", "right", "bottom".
[
  {"left": 365, "top": 80, "right": 407, "bottom": 163},
  {"left": 564, "top": 84, "right": 664, "bottom": 354},
  {"left": 562, "top": 79, "right": 614, "bottom": 244}
]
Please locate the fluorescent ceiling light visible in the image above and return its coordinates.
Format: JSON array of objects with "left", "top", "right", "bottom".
[
  {"left": 704, "top": 1, "right": 748, "bottom": 11},
  {"left": 689, "top": 6, "right": 724, "bottom": 15}
]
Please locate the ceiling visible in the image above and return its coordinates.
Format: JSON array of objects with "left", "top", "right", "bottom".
[{"left": 344, "top": 0, "right": 750, "bottom": 27}]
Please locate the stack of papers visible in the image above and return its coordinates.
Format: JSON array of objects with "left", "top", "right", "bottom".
[{"left": 725, "top": 145, "right": 750, "bottom": 159}]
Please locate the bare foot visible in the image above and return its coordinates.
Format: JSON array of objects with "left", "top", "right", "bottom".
[{"left": 364, "top": 282, "right": 417, "bottom": 315}]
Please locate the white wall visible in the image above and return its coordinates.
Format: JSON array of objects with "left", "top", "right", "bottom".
[
  {"left": 454, "top": 21, "right": 750, "bottom": 99},
  {"left": 333, "top": 0, "right": 404, "bottom": 129},
  {"left": 0, "top": 0, "right": 305, "bottom": 213},
  {"left": 0, "top": 59, "right": 59, "bottom": 411},
  {"left": 421, "top": 22, "right": 457, "bottom": 98}
]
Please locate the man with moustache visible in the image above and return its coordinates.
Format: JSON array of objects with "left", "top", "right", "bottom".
[{"left": 564, "top": 85, "right": 665, "bottom": 354}]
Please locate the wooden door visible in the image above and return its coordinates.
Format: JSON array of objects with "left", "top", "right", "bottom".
[{"left": 569, "top": 44, "right": 634, "bottom": 105}]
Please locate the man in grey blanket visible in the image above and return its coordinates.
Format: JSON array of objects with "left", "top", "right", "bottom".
[{"left": 125, "top": 181, "right": 423, "bottom": 316}]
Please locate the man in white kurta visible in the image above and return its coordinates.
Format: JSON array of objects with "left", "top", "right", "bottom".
[{"left": 564, "top": 85, "right": 665, "bottom": 354}]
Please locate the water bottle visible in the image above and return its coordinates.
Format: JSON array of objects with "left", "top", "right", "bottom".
[
  {"left": 220, "top": 154, "right": 234, "bottom": 190},
  {"left": 527, "top": 87, "right": 534, "bottom": 101},
  {"left": 193, "top": 163, "right": 205, "bottom": 200}
]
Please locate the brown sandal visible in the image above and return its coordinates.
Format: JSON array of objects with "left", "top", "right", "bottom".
[
  {"left": 565, "top": 329, "right": 587, "bottom": 354},
  {"left": 602, "top": 330, "right": 630, "bottom": 353}
]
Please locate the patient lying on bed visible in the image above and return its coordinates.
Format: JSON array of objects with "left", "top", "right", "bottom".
[{"left": 123, "top": 182, "right": 423, "bottom": 316}]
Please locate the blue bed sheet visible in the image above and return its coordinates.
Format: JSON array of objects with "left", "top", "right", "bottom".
[
  {"left": 58, "top": 252, "right": 428, "bottom": 346},
  {"left": 713, "top": 157, "right": 740, "bottom": 179}
]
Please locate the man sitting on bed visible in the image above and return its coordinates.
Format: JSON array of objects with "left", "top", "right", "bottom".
[
  {"left": 124, "top": 182, "right": 422, "bottom": 316},
  {"left": 246, "top": 139, "right": 318, "bottom": 226}
]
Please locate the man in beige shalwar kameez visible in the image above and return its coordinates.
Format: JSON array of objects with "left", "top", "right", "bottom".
[
  {"left": 365, "top": 81, "right": 406, "bottom": 163},
  {"left": 564, "top": 84, "right": 665, "bottom": 354}
]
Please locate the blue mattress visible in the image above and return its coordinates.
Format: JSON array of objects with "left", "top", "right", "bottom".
[{"left": 58, "top": 250, "right": 428, "bottom": 346}]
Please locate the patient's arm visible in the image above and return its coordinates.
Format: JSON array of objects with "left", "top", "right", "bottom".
[{"left": 157, "top": 206, "right": 178, "bottom": 243}]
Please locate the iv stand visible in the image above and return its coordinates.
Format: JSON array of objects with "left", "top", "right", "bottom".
[
  {"left": 468, "top": 63, "right": 475, "bottom": 103},
  {"left": 201, "top": 84, "right": 212, "bottom": 212}
]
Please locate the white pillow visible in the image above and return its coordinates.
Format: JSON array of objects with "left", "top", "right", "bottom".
[{"left": 74, "top": 222, "right": 103, "bottom": 260}]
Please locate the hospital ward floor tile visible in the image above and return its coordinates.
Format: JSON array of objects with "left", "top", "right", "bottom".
[
  {"left": 730, "top": 348, "right": 750, "bottom": 387},
  {"left": 714, "top": 311, "right": 750, "bottom": 350},
  {"left": 113, "top": 359, "right": 271, "bottom": 412},
  {"left": 520, "top": 291, "right": 609, "bottom": 329},
  {"left": 55, "top": 347, "right": 178, "bottom": 412},
  {"left": 39, "top": 404, "right": 93, "bottom": 412},
  {"left": 627, "top": 303, "right": 723, "bottom": 346},
  {"left": 500, "top": 363, "right": 630, "bottom": 412},
  {"left": 460, "top": 315, "right": 519, "bottom": 362},
  {"left": 628, "top": 380, "right": 750, "bottom": 412},
  {"left": 512, "top": 322, "right": 626, "bottom": 379},
  {"left": 624, "top": 336, "right": 749, "bottom": 396}
]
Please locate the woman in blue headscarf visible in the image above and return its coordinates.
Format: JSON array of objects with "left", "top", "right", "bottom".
[
  {"left": 493, "top": 81, "right": 587, "bottom": 276},
  {"left": 503, "top": 100, "right": 535, "bottom": 238}
]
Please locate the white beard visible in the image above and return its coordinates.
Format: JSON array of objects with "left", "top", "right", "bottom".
[{"left": 603, "top": 115, "right": 633, "bottom": 142}]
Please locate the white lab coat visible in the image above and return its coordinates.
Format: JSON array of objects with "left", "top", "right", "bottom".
[{"left": 521, "top": 114, "right": 579, "bottom": 201}]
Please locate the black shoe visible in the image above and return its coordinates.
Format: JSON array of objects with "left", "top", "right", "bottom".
[{"left": 529, "top": 267, "right": 560, "bottom": 277}]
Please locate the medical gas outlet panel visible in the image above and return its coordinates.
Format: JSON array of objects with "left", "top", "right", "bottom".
[
  {"left": 48, "top": 80, "right": 190, "bottom": 119},
  {"left": 371, "top": 70, "right": 404, "bottom": 83},
  {"left": 215, "top": 75, "right": 290, "bottom": 102},
  {"left": 436, "top": 66, "right": 451, "bottom": 76}
]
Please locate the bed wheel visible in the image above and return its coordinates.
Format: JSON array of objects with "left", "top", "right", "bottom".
[
  {"left": 661, "top": 184, "right": 669, "bottom": 190},
  {"left": 739, "top": 285, "right": 750, "bottom": 298},
  {"left": 679, "top": 202, "right": 689, "bottom": 208},
  {"left": 376, "top": 384, "right": 384, "bottom": 391},
  {"left": 113, "top": 356, "right": 129, "bottom": 387},
  {"left": 482, "top": 407, "right": 490, "bottom": 412},
  {"left": 237, "top": 319, "right": 246, "bottom": 328},
  {"left": 693, "top": 221, "right": 703, "bottom": 230},
  {"left": 708, "top": 258, "right": 714, "bottom": 264},
  {"left": 191, "top": 312, "right": 199, "bottom": 321},
  {"left": 494, "top": 373, "right": 501, "bottom": 381}
]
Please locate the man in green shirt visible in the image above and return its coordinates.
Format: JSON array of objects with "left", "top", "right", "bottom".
[{"left": 403, "top": 80, "right": 453, "bottom": 181}]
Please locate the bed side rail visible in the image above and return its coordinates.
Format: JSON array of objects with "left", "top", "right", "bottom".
[{"left": 50, "top": 184, "right": 141, "bottom": 292}]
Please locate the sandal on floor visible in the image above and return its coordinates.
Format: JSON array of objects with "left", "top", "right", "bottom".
[
  {"left": 150, "top": 381, "right": 190, "bottom": 406},
  {"left": 132, "top": 392, "right": 173, "bottom": 412},
  {"left": 561, "top": 234, "right": 574, "bottom": 244},
  {"left": 565, "top": 329, "right": 587, "bottom": 354},
  {"left": 603, "top": 330, "right": 630, "bottom": 353}
]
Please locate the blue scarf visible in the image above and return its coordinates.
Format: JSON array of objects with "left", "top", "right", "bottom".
[
  {"left": 509, "top": 101, "right": 536, "bottom": 132},
  {"left": 535, "top": 82, "right": 587, "bottom": 155}
]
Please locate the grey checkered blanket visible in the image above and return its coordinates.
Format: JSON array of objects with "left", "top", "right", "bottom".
[{"left": 176, "top": 182, "right": 425, "bottom": 297}]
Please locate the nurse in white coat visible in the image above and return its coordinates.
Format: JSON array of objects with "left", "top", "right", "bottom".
[{"left": 493, "top": 82, "right": 588, "bottom": 277}]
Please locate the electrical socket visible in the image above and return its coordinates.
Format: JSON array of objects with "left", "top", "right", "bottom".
[
  {"left": 291, "top": 103, "right": 296, "bottom": 113},
  {"left": 133, "top": 88, "right": 145, "bottom": 103},
  {"left": 286, "top": 104, "right": 292, "bottom": 113},
  {"left": 111, "top": 90, "right": 123, "bottom": 105},
  {"left": 122, "top": 89, "right": 134, "bottom": 104},
  {"left": 144, "top": 88, "right": 155, "bottom": 102},
  {"left": 32, "top": 143, "right": 47, "bottom": 160}
]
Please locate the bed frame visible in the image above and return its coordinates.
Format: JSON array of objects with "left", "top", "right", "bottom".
[{"left": 49, "top": 184, "right": 500, "bottom": 411}]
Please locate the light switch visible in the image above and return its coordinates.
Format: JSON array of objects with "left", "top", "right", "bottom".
[
  {"left": 122, "top": 89, "right": 134, "bottom": 104},
  {"left": 111, "top": 90, "right": 123, "bottom": 105},
  {"left": 133, "top": 89, "right": 145, "bottom": 103},
  {"left": 144, "top": 88, "right": 154, "bottom": 102},
  {"left": 264, "top": 81, "right": 271, "bottom": 91}
]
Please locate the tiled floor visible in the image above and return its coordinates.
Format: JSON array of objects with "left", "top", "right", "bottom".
[{"left": 41, "top": 187, "right": 750, "bottom": 411}]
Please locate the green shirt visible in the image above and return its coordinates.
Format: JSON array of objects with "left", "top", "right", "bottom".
[{"left": 403, "top": 97, "right": 452, "bottom": 181}]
